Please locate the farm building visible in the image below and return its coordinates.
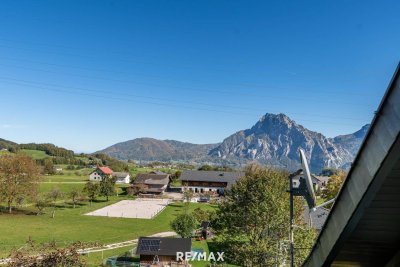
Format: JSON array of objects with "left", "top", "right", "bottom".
[
  {"left": 136, "top": 237, "right": 191, "bottom": 267},
  {"left": 312, "top": 175, "right": 330, "bottom": 188},
  {"left": 89, "top": 166, "right": 113, "bottom": 181},
  {"left": 179, "top": 170, "right": 245, "bottom": 194},
  {"left": 89, "top": 167, "right": 131, "bottom": 184},
  {"left": 113, "top": 172, "right": 131, "bottom": 184},
  {"left": 292, "top": 174, "right": 330, "bottom": 192},
  {"left": 133, "top": 173, "right": 170, "bottom": 194}
]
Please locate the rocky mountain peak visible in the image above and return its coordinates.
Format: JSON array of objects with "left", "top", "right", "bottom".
[
  {"left": 353, "top": 124, "right": 370, "bottom": 138},
  {"left": 209, "top": 113, "right": 365, "bottom": 172},
  {"left": 250, "top": 113, "right": 299, "bottom": 136},
  {"left": 257, "top": 113, "right": 293, "bottom": 126}
]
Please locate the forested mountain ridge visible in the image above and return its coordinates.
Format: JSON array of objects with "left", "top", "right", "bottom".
[{"left": 98, "top": 138, "right": 218, "bottom": 162}]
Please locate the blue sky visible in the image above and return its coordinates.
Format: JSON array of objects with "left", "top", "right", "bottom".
[{"left": 0, "top": 0, "right": 399, "bottom": 152}]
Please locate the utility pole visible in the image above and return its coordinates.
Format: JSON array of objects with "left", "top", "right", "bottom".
[
  {"left": 288, "top": 149, "right": 318, "bottom": 267},
  {"left": 289, "top": 173, "right": 294, "bottom": 267}
]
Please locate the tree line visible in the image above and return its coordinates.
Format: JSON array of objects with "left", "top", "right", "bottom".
[
  {"left": 0, "top": 153, "right": 120, "bottom": 214},
  {"left": 2, "top": 141, "right": 130, "bottom": 173},
  {"left": 19, "top": 143, "right": 75, "bottom": 158}
]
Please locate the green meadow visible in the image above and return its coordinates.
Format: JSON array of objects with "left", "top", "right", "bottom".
[
  {"left": 0, "top": 197, "right": 216, "bottom": 257},
  {"left": 20, "top": 149, "right": 50, "bottom": 159}
]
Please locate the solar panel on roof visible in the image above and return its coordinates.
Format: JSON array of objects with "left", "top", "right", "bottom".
[{"left": 139, "top": 239, "right": 161, "bottom": 252}]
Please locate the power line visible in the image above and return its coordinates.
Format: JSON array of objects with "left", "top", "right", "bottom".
[
  {"left": 0, "top": 76, "right": 367, "bottom": 121},
  {"left": 0, "top": 80, "right": 370, "bottom": 126},
  {"left": 0, "top": 38, "right": 299, "bottom": 79},
  {"left": 0, "top": 38, "right": 378, "bottom": 97},
  {"left": 0, "top": 55, "right": 373, "bottom": 98},
  {"left": 0, "top": 62, "right": 375, "bottom": 108}
]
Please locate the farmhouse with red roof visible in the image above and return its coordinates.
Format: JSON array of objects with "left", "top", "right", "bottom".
[{"left": 89, "top": 166, "right": 130, "bottom": 184}]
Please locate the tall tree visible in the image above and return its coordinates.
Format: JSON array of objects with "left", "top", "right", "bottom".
[
  {"left": 43, "top": 158, "right": 55, "bottom": 175},
  {"left": 171, "top": 213, "right": 197, "bottom": 238},
  {"left": 99, "top": 175, "right": 116, "bottom": 201},
  {"left": 322, "top": 171, "right": 347, "bottom": 200},
  {"left": 192, "top": 207, "right": 216, "bottom": 223},
  {"left": 0, "top": 154, "right": 41, "bottom": 213},
  {"left": 83, "top": 181, "right": 100, "bottom": 205},
  {"left": 183, "top": 188, "right": 194, "bottom": 213},
  {"left": 214, "top": 164, "right": 316, "bottom": 267}
]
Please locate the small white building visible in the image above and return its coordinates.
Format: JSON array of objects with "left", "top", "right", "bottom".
[
  {"left": 292, "top": 174, "right": 330, "bottom": 191},
  {"left": 89, "top": 166, "right": 130, "bottom": 184},
  {"left": 113, "top": 172, "right": 131, "bottom": 184}
]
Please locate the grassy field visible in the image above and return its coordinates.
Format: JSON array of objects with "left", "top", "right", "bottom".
[
  {"left": 0, "top": 199, "right": 217, "bottom": 257},
  {"left": 191, "top": 240, "right": 211, "bottom": 267},
  {"left": 39, "top": 182, "right": 86, "bottom": 194},
  {"left": 129, "top": 166, "right": 178, "bottom": 177},
  {"left": 83, "top": 245, "right": 138, "bottom": 267},
  {"left": 41, "top": 170, "right": 93, "bottom": 183},
  {"left": 21, "top": 149, "right": 50, "bottom": 159}
]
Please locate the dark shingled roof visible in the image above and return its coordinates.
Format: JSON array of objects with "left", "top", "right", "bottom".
[
  {"left": 303, "top": 207, "right": 330, "bottom": 230},
  {"left": 136, "top": 237, "right": 191, "bottom": 256},
  {"left": 179, "top": 170, "right": 245, "bottom": 188},
  {"left": 134, "top": 173, "right": 170, "bottom": 185}
]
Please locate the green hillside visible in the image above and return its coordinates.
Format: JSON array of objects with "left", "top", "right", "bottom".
[
  {"left": 0, "top": 138, "right": 18, "bottom": 150},
  {"left": 21, "top": 149, "right": 51, "bottom": 159}
]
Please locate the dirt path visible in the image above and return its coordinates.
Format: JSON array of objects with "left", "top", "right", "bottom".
[{"left": 40, "top": 181, "right": 86, "bottom": 183}]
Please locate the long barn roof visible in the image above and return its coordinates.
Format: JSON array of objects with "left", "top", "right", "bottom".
[{"left": 179, "top": 170, "right": 245, "bottom": 188}]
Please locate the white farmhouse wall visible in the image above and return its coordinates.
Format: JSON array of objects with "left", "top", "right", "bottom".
[
  {"left": 89, "top": 171, "right": 103, "bottom": 181},
  {"left": 115, "top": 174, "right": 131, "bottom": 184}
]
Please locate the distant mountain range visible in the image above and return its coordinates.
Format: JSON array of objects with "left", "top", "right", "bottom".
[
  {"left": 98, "top": 113, "right": 370, "bottom": 172},
  {"left": 98, "top": 138, "right": 217, "bottom": 162}
]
